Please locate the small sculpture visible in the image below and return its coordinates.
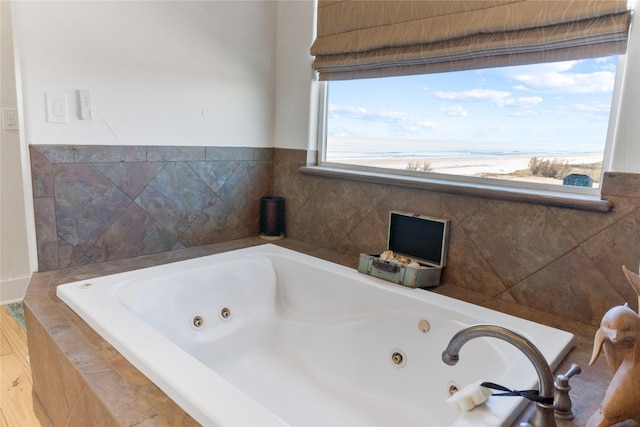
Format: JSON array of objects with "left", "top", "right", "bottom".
[{"left": 587, "top": 265, "right": 640, "bottom": 427}]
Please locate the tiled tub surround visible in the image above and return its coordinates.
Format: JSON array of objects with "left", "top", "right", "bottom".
[
  {"left": 28, "top": 145, "right": 640, "bottom": 327},
  {"left": 275, "top": 149, "right": 640, "bottom": 328},
  {"left": 25, "top": 238, "right": 618, "bottom": 426},
  {"left": 30, "top": 145, "right": 273, "bottom": 271}
]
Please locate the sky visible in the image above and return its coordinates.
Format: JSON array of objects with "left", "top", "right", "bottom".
[{"left": 327, "top": 56, "right": 618, "bottom": 156}]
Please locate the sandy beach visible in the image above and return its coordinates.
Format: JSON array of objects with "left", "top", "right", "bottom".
[{"left": 333, "top": 153, "right": 603, "bottom": 177}]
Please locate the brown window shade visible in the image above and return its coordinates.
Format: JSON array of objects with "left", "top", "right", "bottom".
[{"left": 311, "top": 0, "right": 632, "bottom": 80}]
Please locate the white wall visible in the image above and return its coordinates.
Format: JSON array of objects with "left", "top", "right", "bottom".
[
  {"left": 1, "top": 1, "right": 32, "bottom": 303},
  {"left": 274, "top": 0, "right": 319, "bottom": 151},
  {"left": 7, "top": 0, "right": 313, "bottom": 301},
  {"left": 12, "top": 1, "right": 278, "bottom": 147}
]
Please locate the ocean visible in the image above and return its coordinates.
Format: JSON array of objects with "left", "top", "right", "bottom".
[{"left": 326, "top": 137, "right": 604, "bottom": 160}]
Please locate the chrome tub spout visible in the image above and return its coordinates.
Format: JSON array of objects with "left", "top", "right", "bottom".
[{"left": 442, "top": 324, "right": 556, "bottom": 427}]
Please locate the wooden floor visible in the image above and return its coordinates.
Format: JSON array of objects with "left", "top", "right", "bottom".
[{"left": 1, "top": 305, "right": 41, "bottom": 427}]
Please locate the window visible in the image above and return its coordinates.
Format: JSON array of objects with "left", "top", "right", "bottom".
[{"left": 321, "top": 56, "right": 618, "bottom": 194}]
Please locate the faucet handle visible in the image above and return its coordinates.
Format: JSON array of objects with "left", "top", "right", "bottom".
[
  {"left": 557, "top": 363, "right": 581, "bottom": 385},
  {"left": 554, "top": 363, "right": 581, "bottom": 420}
]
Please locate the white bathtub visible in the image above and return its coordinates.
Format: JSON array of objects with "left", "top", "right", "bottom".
[{"left": 57, "top": 244, "right": 574, "bottom": 427}]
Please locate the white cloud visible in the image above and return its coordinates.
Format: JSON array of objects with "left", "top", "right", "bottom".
[
  {"left": 500, "top": 96, "right": 543, "bottom": 108},
  {"left": 379, "top": 109, "right": 411, "bottom": 122},
  {"left": 328, "top": 103, "right": 436, "bottom": 137},
  {"left": 434, "top": 88, "right": 510, "bottom": 103},
  {"left": 505, "top": 59, "right": 616, "bottom": 94},
  {"left": 572, "top": 103, "right": 612, "bottom": 115},
  {"left": 328, "top": 104, "right": 369, "bottom": 118},
  {"left": 433, "top": 89, "right": 542, "bottom": 108},
  {"left": 440, "top": 105, "right": 468, "bottom": 116},
  {"left": 506, "top": 60, "right": 577, "bottom": 74},
  {"left": 512, "top": 70, "right": 614, "bottom": 93}
]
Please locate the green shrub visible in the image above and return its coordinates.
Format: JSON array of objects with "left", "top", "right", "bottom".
[
  {"left": 406, "top": 160, "right": 433, "bottom": 172},
  {"left": 528, "top": 156, "right": 570, "bottom": 178}
]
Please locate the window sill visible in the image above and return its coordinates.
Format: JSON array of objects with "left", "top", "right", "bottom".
[{"left": 299, "top": 165, "right": 613, "bottom": 213}]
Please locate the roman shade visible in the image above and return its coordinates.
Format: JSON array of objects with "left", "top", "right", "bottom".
[{"left": 311, "top": 0, "right": 633, "bottom": 80}]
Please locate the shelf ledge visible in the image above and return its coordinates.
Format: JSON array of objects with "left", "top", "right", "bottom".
[{"left": 299, "top": 165, "right": 613, "bottom": 213}]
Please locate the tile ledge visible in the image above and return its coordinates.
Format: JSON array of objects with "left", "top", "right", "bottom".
[{"left": 300, "top": 166, "right": 613, "bottom": 213}]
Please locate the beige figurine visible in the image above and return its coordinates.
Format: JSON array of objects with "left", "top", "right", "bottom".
[{"left": 587, "top": 265, "right": 640, "bottom": 427}]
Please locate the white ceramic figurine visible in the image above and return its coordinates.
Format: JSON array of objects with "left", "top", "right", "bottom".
[{"left": 587, "top": 265, "right": 640, "bottom": 427}]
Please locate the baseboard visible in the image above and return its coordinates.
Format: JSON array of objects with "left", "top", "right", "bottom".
[{"left": 1, "top": 276, "right": 30, "bottom": 305}]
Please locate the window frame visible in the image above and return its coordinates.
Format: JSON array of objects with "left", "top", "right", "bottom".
[{"left": 315, "top": 57, "right": 624, "bottom": 200}]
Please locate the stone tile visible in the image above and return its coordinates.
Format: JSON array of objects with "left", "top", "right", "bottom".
[
  {"left": 180, "top": 197, "right": 247, "bottom": 246},
  {"left": 439, "top": 192, "right": 488, "bottom": 223},
  {"left": 135, "top": 162, "right": 215, "bottom": 236},
  {"left": 306, "top": 247, "right": 360, "bottom": 268},
  {"left": 601, "top": 172, "right": 640, "bottom": 198},
  {"left": 32, "top": 144, "right": 74, "bottom": 163},
  {"left": 357, "top": 181, "right": 393, "bottom": 211},
  {"left": 30, "top": 146, "right": 54, "bottom": 198},
  {"left": 57, "top": 240, "right": 93, "bottom": 269},
  {"left": 73, "top": 145, "right": 146, "bottom": 162},
  {"left": 83, "top": 369, "right": 157, "bottom": 425},
  {"left": 507, "top": 247, "right": 624, "bottom": 326},
  {"left": 336, "top": 207, "right": 387, "bottom": 255},
  {"left": 206, "top": 146, "right": 255, "bottom": 161},
  {"left": 131, "top": 416, "right": 172, "bottom": 427},
  {"left": 43, "top": 313, "right": 110, "bottom": 369},
  {"left": 64, "top": 388, "right": 120, "bottom": 427},
  {"left": 253, "top": 147, "right": 274, "bottom": 161},
  {"left": 495, "top": 290, "right": 517, "bottom": 303},
  {"left": 217, "top": 160, "right": 273, "bottom": 226},
  {"left": 373, "top": 187, "right": 452, "bottom": 225},
  {"left": 33, "top": 197, "right": 58, "bottom": 271},
  {"left": 93, "top": 161, "right": 166, "bottom": 199},
  {"left": 54, "top": 163, "right": 132, "bottom": 251},
  {"left": 441, "top": 225, "right": 508, "bottom": 296},
  {"left": 581, "top": 208, "right": 640, "bottom": 311},
  {"left": 24, "top": 297, "right": 68, "bottom": 331},
  {"left": 24, "top": 273, "right": 52, "bottom": 299},
  {"left": 59, "top": 303, "right": 121, "bottom": 361},
  {"left": 32, "top": 392, "right": 55, "bottom": 427},
  {"left": 461, "top": 200, "right": 578, "bottom": 286},
  {"left": 188, "top": 160, "right": 241, "bottom": 192},
  {"left": 274, "top": 147, "right": 307, "bottom": 164},
  {"left": 550, "top": 195, "right": 640, "bottom": 243},
  {"left": 147, "top": 146, "right": 205, "bottom": 161},
  {"left": 137, "top": 383, "right": 199, "bottom": 427},
  {"left": 273, "top": 157, "right": 320, "bottom": 216},
  {"left": 109, "top": 354, "right": 152, "bottom": 388},
  {"left": 26, "top": 307, "right": 85, "bottom": 426},
  {"left": 85, "top": 203, "right": 177, "bottom": 263},
  {"left": 289, "top": 178, "right": 372, "bottom": 248},
  {"left": 173, "top": 241, "right": 187, "bottom": 250}
]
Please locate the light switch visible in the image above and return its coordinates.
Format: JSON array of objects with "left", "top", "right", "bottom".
[
  {"left": 46, "top": 93, "right": 68, "bottom": 123},
  {"left": 2, "top": 108, "right": 19, "bottom": 130}
]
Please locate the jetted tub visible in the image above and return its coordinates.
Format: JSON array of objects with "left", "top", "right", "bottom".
[{"left": 57, "top": 244, "right": 574, "bottom": 427}]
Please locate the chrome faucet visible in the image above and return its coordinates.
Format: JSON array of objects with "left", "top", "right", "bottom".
[{"left": 442, "top": 324, "right": 557, "bottom": 427}]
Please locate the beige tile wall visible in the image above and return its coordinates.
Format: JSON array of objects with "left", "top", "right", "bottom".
[
  {"left": 27, "top": 144, "right": 640, "bottom": 328},
  {"left": 274, "top": 148, "right": 640, "bottom": 327}
]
